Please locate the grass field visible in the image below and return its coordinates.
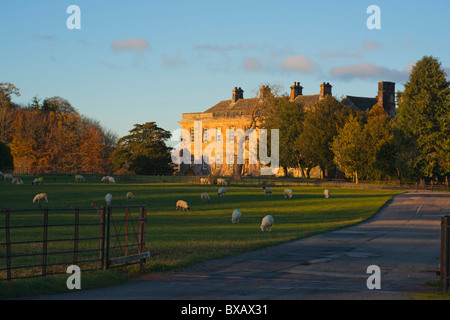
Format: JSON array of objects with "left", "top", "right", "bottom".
[{"left": 0, "top": 174, "right": 403, "bottom": 298}]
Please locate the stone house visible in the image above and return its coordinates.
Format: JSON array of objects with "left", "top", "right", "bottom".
[{"left": 178, "top": 80, "right": 395, "bottom": 177}]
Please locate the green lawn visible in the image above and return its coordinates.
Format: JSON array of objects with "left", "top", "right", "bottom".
[{"left": 0, "top": 174, "right": 402, "bottom": 298}]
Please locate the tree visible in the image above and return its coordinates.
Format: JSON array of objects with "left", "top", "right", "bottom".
[
  {"left": 396, "top": 55, "right": 450, "bottom": 181},
  {"left": 42, "top": 96, "right": 77, "bottom": 114},
  {"left": 0, "top": 82, "right": 20, "bottom": 109},
  {"left": 259, "top": 95, "right": 307, "bottom": 176},
  {"left": 331, "top": 115, "right": 367, "bottom": 184},
  {"left": 298, "top": 95, "right": 353, "bottom": 178},
  {"left": 112, "top": 122, "right": 173, "bottom": 175},
  {"left": 364, "top": 104, "right": 394, "bottom": 180},
  {"left": 0, "top": 141, "right": 13, "bottom": 170}
]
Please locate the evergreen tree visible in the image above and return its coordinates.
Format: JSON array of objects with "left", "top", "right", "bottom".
[{"left": 396, "top": 55, "right": 450, "bottom": 181}]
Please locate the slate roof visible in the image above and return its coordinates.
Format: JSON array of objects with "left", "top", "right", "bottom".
[
  {"left": 343, "top": 96, "right": 378, "bottom": 111},
  {"left": 204, "top": 98, "right": 259, "bottom": 114}
]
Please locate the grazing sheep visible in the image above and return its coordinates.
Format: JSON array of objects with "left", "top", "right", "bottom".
[
  {"left": 284, "top": 188, "right": 293, "bottom": 199},
  {"left": 32, "top": 177, "right": 44, "bottom": 185},
  {"left": 262, "top": 186, "right": 272, "bottom": 196},
  {"left": 126, "top": 192, "right": 134, "bottom": 202},
  {"left": 4, "top": 174, "right": 13, "bottom": 181},
  {"left": 176, "top": 200, "right": 190, "bottom": 211},
  {"left": 261, "top": 215, "right": 274, "bottom": 232},
  {"left": 201, "top": 192, "right": 210, "bottom": 203},
  {"left": 75, "top": 175, "right": 85, "bottom": 182},
  {"left": 11, "top": 177, "right": 23, "bottom": 185},
  {"left": 217, "top": 187, "right": 226, "bottom": 197},
  {"left": 231, "top": 209, "right": 242, "bottom": 224},
  {"left": 200, "top": 178, "right": 210, "bottom": 185},
  {"left": 105, "top": 193, "right": 112, "bottom": 206},
  {"left": 324, "top": 189, "right": 330, "bottom": 199},
  {"left": 217, "top": 178, "right": 227, "bottom": 185},
  {"left": 101, "top": 176, "right": 116, "bottom": 184},
  {"left": 33, "top": 193, "right": 48, "bottom": 203}
]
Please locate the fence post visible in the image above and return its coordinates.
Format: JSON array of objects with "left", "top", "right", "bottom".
[
  {"left": 5, "top": 209, "right": 12, "bottom": 281},
  {"left": 42, "top": 207, "right": 48, "bottom": 277},
  {"left": 105, "top": 206, "right": 111, "bottom": 269},
  {"left": 99, "top": 206, "right": 106, "bottom": 269},
  {"left": 73, "top": 206, "right": 79, "bottom": 265},
  {"left": 138, "top": 206, "right": 147, "bottom": 273},
  {"left": 441, "top": 216, "right": 449, "bottom": 293}
]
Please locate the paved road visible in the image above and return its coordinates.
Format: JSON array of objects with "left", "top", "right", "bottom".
[{"left": 33, "top": 191, "right": 449, "bottom": 300}]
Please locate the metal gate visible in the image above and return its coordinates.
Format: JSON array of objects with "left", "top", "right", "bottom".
[{"left": 100, "top": 205, "right": 149, "bottom": 271}]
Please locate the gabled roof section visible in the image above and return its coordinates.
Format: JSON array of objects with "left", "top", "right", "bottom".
[
  {"left": 293, "top": 94, "right": 321, "bottom": 107},
  {"left": 204, "top": 98, "right": 259, "bottom": 114},
  {"left": 343, "top": 95, "right": 378, "bottom": 111}
]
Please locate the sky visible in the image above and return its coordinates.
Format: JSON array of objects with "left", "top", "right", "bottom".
[{"left": 1, "top": 0, "right": 449, "bottom": 142}]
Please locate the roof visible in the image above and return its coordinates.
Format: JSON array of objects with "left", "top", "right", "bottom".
[
  {"left": 293, "top": 94, "right": 321, "bottom": 107},
  {"left": 204, "top": 98, "right": 259, "bottom": 113},
  {"left": 343, "top": 96, "right": 378, "bottom": 111},
  {"left": 203, "top": 94, "right": 323, "bottom": 114}
]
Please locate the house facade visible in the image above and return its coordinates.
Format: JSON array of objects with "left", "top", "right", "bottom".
[{"left": 178, "top": 80, "right": 395, "bottom": 177}]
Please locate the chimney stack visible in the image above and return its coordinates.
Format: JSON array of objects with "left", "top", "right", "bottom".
[
  {"left": 320, "top": 82, "right": 332, "bottom": 98},
  {"left": 232, "top": 87, "right": 244, "bottom": 103},
  {"left": 290, "top": 82, "right": 303, "bottom": 101},
  {"left": 377, "top": 81, "right": 396, "bottom": 117},
  {"left": 259, "top": 85, "right": 271, "bottom": 100}
]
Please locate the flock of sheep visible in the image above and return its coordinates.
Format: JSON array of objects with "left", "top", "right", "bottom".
[
  {"left": 1, "top": 171, "right": 331, "bottom": 232},
  {"left": 176, "top": 180, "right": 331, "bottom": 232}
]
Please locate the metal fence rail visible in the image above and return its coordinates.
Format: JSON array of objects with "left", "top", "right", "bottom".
[{"left": 0, "top": 205, "right": 148, "bottom": 281}]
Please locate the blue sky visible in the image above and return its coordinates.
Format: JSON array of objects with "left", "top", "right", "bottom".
[{"left": 1, "top": 0, "right": 449, "bottom": 140}]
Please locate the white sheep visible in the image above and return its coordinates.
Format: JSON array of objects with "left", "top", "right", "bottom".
[
  {"left": 11, "top": 177, "right": 23, "bottom": 185},
  {"left": 33, "top": 193, "right": 48, "bottom": 203},
  {"left": 75, "top": 174, "right": 85, "bottom": 182},
  {"left": 201, "top": 192, "right": 210, "bottom": 203},
  {"left": 105, "top": 193, "right": 112, "bottom": 206},
  {"left": 101, "top": 176, "right": 116, "bottom": 184},
  {"left": 126, "top": 192, "right": 134, "bottom": 202},
  {"left": 200, "top": 178, "right": 210, "bottom": 185},
  {"left": 176, "top": 200, "right": 190, "bottom": 211},
  {"left": 231, "top": 209, "right": 242, "bottom": 224},
  {"left": 324, "top": 189, "right": 330, "bottom": 199},
  {"left": 261, "top": 215, "right": 274, "bottom": 231},
  {"left": 101, "top": 176, "right": 115, "bottom": 184},
  {"left": 32, "top": 177, "right": 44, "bottom": 185},
  {"left": 284, "top": 188, "right": 293, "bottom": 199},
  {"left": 262, "top": 186, "right": 272, "bottom": 196},
  {"left": 4, "top": 174, "right": 13, "bottom": 181},
  {"left": 217, "top": 187, "right": 226, "bottom": 197},
  {"left": 217, "top": 178, "right": 227, "bottom": 185}
]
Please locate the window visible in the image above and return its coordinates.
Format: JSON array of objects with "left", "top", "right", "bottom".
[
  {"left": 203, "top": 128, "right": 208, "bottom": 142},
  {"left": 190, "top": 128, "right": 195, "bottom": 143},
  {"left": 216, "top": 127, "right": 222, "bottom": 143}
]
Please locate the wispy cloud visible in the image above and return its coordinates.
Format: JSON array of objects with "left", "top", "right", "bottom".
[
  {"left": 362, "top": 41, "right": 382, "bottom": 52},
  {"left": 318, "top": 50, "right": 362, "bottom": 59},
  {"left": 330, "top": 62, "right": 408, "bottom": 81},
  {"left": 242, "top": 58, "right": 262, "bottom": 71},
  {"left": 32, "top": 35, "right": 57, "bottom": 41},
  {"left": 162, "top": 53, "right": 186, "bottom": 68},
  {"left": 110, "top": 38, "right": 151, "bottom": 53},
  {"left": 281, "top": 54, "right": 318, "bottom": 73}
]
